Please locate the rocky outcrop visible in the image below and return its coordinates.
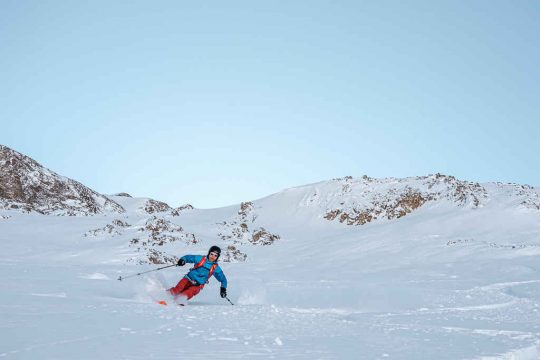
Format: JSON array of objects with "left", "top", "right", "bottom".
[
  {"left": 0, "top": 145, "right": 125, "bottom": 215},
  {"left": 322, "top": 174, "right": 488, "bottom": 226},
  {"left": 324, "top": 188, "right": 433, "bottom": 225},
  {"left": 499, "top": 183, "right": 540, "bottom": 211},
  {"left": 447, "top": 238, "right": 540, "bottom": 250},
  {"left": 144, "top": 249, "right": 178, "bottom": 265},
  {"left": 251, "top": 228, "right": 280, "bottom": 245},
  {"left": 221, "top": 245, "right": 248, "bottom": 262},
  {"left": 217, "top": 202, "right": 280, "bottom": 248},
  {"left": 140, "top": 217, "right": 182, "bottom": 240},
  {"left": 171, "top": 204, "right": 194, "bottom": 216},
  {"left": 142, "top": 199, "right": 172, "bottom": 214},
  {"left": 136, "top": 217, "right": 198, "bottom": 246},
  {"left": 84, "top": 219, "right": 131, "bottom": 237},
  {"left": 239, "top": 202, "right": 256, "bottom": 220},
  {"left": 128, "top": 217, "right": 199, "bottom": 265},
  {"left": 428, "top": 173, "right": 485, "bottom": 207},
  {"left": 521, "top": 199, "right": 540, "bottom": 211}
]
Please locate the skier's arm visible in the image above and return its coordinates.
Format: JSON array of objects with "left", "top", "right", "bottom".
[
  {"left": 213, "top": 267, "right": 228, "bottom": 288},
  {"left": 181, "top": 255, "right": 203, "bottom": 264}
]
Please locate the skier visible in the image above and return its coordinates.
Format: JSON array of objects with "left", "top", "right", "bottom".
[{"left": 168, "top": 245, "right": 228, "bottom": 302}]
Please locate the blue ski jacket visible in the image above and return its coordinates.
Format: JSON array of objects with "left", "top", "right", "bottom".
[{"left": 181, "top": 255, "right": 227, "bottom": 288}]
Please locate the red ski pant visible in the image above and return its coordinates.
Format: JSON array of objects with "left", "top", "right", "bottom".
[{"left": 169, "top": 278, "right": 204, "bottom": 300}]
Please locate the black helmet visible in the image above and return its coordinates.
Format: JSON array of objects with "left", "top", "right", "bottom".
[{"left": 208, "top": 245, "right": 221, "bottom": 259}]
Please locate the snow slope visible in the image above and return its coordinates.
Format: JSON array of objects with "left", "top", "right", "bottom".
[{"left": 1, "top": 175, "right": 540, "bottom": 359}]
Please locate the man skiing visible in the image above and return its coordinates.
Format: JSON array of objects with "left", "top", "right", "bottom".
[{"left": 168, "top": 245, "right": 227, "bottom": 302}]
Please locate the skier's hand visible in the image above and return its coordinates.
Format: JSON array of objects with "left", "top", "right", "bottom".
[
  {"left": 220, "top": 287, "right": 227, "bottom": 298},
  {"left": 177, "top": 258, "right": 186, "bottom": 266}
]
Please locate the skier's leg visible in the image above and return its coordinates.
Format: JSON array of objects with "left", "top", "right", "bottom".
[
  {"left": 180, "top": 284, "right": 204, "bottom": 300},
  {"left": 168, "top": 278, "right": 191, "bottom": 296}
]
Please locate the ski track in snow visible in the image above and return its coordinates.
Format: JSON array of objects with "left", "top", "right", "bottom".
[
  {"left": 29, "top": 293, "right": 67, "bottom": 298},
  {"left": 78, "top": 273, "right": 110, "bottom": 280},
  {"left": 4, "top": 267, "right": 540, "bottom": 359},
  {"left": 4, "top": 293, "right": 540, "bottom": 359}
]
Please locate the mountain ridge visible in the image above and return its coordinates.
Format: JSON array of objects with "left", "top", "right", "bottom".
[
  {"left": 1, "top": 144, "right": 538, "bottom": 224},
  {"left": 0, "top": 145, "right": 124, "bottom": 215}
]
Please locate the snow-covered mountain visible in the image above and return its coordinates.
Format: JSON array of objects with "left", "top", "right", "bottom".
[
  {"left": 252, "top": 173, "right": 539, "bottom": 226},
  {"left": 0, "top": 145, "right": 125, "bottom": 215},
  {"left": 2, "top": 146, "right": 540, "bottom": 359}
]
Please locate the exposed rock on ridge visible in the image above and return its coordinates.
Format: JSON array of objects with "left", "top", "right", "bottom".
[
  {"left": 171, "top": 204, "right": 194, "bottom": 216},
  {"left": 0, "top": 145, "right": 125, "bottom": 215},
  {"left": 129, "top": 217, "right": 199, "bottom": 264},
  {"left": 315, "top": 174, "right": 488, "bottom": 226},
  {"left": 218, "top": 201, "right": 281, "bottom": 250},
  {"left": 142, "top": 199, "right": 171, "bottom": 214},
  {"left": 84, "top": 219, "right": 131, "bottom": 237}
]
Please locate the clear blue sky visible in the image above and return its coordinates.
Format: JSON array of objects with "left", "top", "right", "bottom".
[{"left": 1, "top": 1, "right": 539, "bottom": 208}]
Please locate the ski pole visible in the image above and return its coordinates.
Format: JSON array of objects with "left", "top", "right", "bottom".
[
  {"left": 225, "top": 296, "right": 234, "bottom": 305},
  {"left": 117, "top": 264, "right": 176, "bottom": 281}
]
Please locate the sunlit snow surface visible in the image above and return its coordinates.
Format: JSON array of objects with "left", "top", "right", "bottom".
[{"left": 2, "top": 184, "right": 540, "bottom": 359}]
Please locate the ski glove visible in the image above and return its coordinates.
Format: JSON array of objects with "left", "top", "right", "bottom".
[
  {"left": 177, "top": 258, "right": 186, "bottom": 266},
  {"left": 220, "top": 287, "right": 227, "bottom": 298}
]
